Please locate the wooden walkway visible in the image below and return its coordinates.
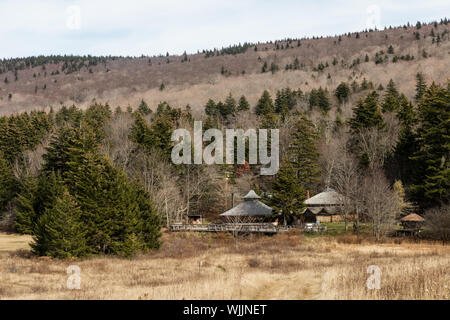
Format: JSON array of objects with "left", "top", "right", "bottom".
[{"left": 170, "top": 223, "right": 294, "bottom": 234}]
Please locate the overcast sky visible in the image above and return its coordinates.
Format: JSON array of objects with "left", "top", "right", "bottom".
[{"left": 0, "top": 0, "right": 449, "bottom": 59}]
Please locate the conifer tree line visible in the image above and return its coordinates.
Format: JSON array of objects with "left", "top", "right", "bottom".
[{"left": 0, "top": 73, "right": 448, "bottom": 254}]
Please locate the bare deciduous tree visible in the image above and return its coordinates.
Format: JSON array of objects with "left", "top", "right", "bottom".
[
  {"left": 330, "top": 147, "right": 363, "bottom": 232},
  {"left": 362, "top": 170, "right": 399, "bottom": 241},
  {"left": 425, "top": 205, "right": 450, "bottom": 244}
]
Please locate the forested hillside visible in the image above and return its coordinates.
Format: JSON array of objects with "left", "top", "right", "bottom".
[{"left": 0, "top": 19, "right": 449, "bottom": 115}]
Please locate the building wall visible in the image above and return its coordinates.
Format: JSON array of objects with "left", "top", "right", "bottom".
[{"left": 317, "top": 214, "right": 356, "bottom": 223}]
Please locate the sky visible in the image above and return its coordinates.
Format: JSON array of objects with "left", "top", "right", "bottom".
[{"left": 0, "top": 0, "right": 449, "bottom": 59}]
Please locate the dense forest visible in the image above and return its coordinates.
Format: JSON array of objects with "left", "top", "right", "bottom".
[{"left": 0, "top": 69, "right": 448, "bottom": 257}]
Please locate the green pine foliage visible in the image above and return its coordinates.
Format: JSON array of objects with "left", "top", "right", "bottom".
[
  {"left": 410, "top": 83, "right": 450, "bottom": 207},
  {"left": 15, "top": 172, "right": 65, "bottom": 235},
  {"left": 204, "top": 99, "right": 218, "bottom": 117},
  {"left": 0, "top": 152, "right": 18, "bottom": 212},
  {"left": 14, "top": 177, "right": 38, "bottom": 234},
  {"left": 415, "top": 72, "right": 427, "bottom": 103},
  {"left": 288, "top": 116, "right": 321, "bottom": 192},
  {"left": 382, "top": 79, "right": 401, "bottom": 112},
  {"left": 309, "top": 87, "right": 330, "bottom": 112},
  {"left": 255, "top": 90, "right": 274, "bottom": 115},
  {"left": 350, "top": 91, "right": 385, "bottom": 131},
  {"left": 31, "top": 189, "right": 89, "bottom": 259},
  {"left": 0, "top": 111, "right": 53, "bottom": 163},
  {"left": 270, "top": 162, "right": 306, "bottom": 222},
  {"left": 219, "top": 93, "right": 237, "bottom": 119},
  {"left": 137, "top": 99, "right": 152, "bottom": 115},
  {"left": 237, "top": 95, "right": 250, "bottom": 112},
  {"left": 335, "top": 82, "right": 351, "bottom": 104},
  {"left": 274, "top": 88, "right": 297, "bottom": 115},
  {"left": 389, "top": 94, "right": 418, "bottom": 184}
]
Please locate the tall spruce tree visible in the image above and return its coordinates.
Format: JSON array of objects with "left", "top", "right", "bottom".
[
  {"left": 0, "top": 152, "right": 17, "bottom": 212},
  {"left": 274, "top": 88, "right": 297, "bottom": 114},
  {"left": 237, "top": 95, "right": 250, "bottom": 111},
  {"left": 410, "top": 83, "right": 450, "bottom": 207},
  {"left": 350, "top": 91, "right": 385, "bottom": 131},
  {"left": 204, "top": 99, "right": 218, "bottom": 117},
  {"left": 14, "top": 177, "right": 38, "bottom": 234},
  {"left": 255, "top": 90, "right": 274, "bottom": 115},
  {"left": 390, "top": 94, "right": 418, "bottom": 184},
  {"left": 64, "top": 150, "right": 161, "bottom": 256},
  {"left": 288, "top": 116, "right": 321, "bottom": 192},
  {"left": 137, "top": 99, "right": 152, "bottom": 115},
  {"left": 382, "top": 79, "right": 400, "bottom": 112},
  {"left": 270, "top": 162, "right": 306, "bottom": 224},
  {"left": 415, "top": 72, "right": 427, "bottom": 103},
  {"left": 31, "top": 189, "right": 89, "bottom": 258},
  {"left": 15, "top": 172, "right": 65, "bottom": 235},
  {"left": 335, "top": 82, "right": 351, "bottom": 104}
]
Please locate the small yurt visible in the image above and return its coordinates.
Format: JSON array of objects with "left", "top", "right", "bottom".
[{"left": 400, "top": 214, "right": 425, "bottom": 230}]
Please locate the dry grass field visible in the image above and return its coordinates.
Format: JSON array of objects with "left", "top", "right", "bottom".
[{"left": 0, "top": 231, "right": 448, "bottom": 300}]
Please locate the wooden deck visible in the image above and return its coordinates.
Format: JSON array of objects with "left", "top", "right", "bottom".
[{"left": 170, "top": 223, "right": 294, "bottom": 234}]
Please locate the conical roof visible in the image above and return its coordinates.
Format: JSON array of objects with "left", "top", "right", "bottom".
[
  {"left": 304, "top": 188, "right": 344, "bottom": 206},
  {"left": 220, "top": 190, "right": 273, "bottom": 217},
  {"left": 243, "top": 190, "right": 261, "bottom": 201}
]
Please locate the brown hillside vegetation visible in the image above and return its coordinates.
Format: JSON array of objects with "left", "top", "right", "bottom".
[
  {"left": 0, "top": 22, "right": 449, "bottom": 115},
  {"left": 0, "top": 232, "right": 449, "bottom": 300}
]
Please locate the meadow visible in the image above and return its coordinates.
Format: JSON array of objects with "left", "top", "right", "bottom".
[{"left": 0, "top": 228, "right": 448, "bottom": 300}]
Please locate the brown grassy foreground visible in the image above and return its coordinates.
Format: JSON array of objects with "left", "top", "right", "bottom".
[{"left": 0, "top": 231, "right": 449, "bottom": 300}]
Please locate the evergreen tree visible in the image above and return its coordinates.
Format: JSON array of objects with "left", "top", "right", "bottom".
[
  {"left": 15, "top": 172, "right": 65, "bottom": 235},
  {"left": 255, "top": 90, "right": 274, "bottom": 115},
  {"left": 65, "top": 151, "right": 161, "bottom": 256},
  {"left": 410, "top": 83, "right": 450, "bottom": 207},
  {"left": 288, "top": 116, "right": 321, "bottom": 191},
  {"left": 0, "top": 152, "right": 17, "bottom": 211},
  {"left": 220, "top": 93, "right": 237, "bottom": 118},
  {"left": 269, "top": 162, "right": 306, "bottom": 224},
  {"left": 261, "top": 62, "right": 268, "bottom": 73},
  {"left": 14, "top": 177, "right": 38, "bottom": 234},
  {"left": 237, "top": 95, "right": 250, "bottom": 111},
  {"left": 390, "top": 94, "right": 418, "bottom": 184},
  {"left": 137, "top": 99, "right": 152, "bottom": 115},
  {"left": 132, "top": 182, "right": 162, "bottom": 251},
  {"left": 335, "top": 82, "right": 351, "bottom": 104},
  {"left": 382, "top": 79, "right": 401, "bottom": 112},
  {"left": 350, "top": 91, "right": 385, "bottom": 131},
  {"left": 274, "top": 88, "right": 296, "bottom": 114},
  {"left": 415, "top": 72, "right": 427, "bottom": 103},
  {"left": 43, "top": 126, "right": 97, "bottom": 176},
  {"left": 309, "top": 87, "right": 330, "bottom": 112},
  {"left": 204, "top": 99, "right": 218, "bottom": 117},
  {"left": 31, "top": 189, "right": 89, "bottom": 258}
]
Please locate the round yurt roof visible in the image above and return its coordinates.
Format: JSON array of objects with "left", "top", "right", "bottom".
[
  {"left": 400, "top": 214, "right": 425, "bottom": 222},
  {"left": 304, "top": 188, "right": 344, "bottom": 206},
  {"left": 220, "top": 190, "right": 273, "bottom": 217},
  {"left": 220, "top": 201, "right": 273, "bottom": 217}
]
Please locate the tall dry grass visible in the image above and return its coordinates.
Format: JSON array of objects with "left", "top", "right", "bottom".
[{"left": 0, "top": 231, "right": 448, "bottom": 300}]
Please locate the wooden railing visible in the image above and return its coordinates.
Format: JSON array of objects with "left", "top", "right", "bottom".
[{"left": 170, "top": 223, "right": 294, "bottom": 233}]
